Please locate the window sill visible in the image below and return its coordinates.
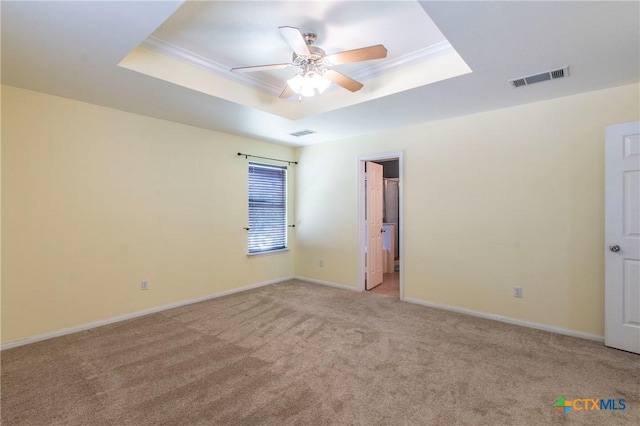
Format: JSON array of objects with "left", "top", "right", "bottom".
[{"left": 247, "top": 248, "right": 290, "bottom": 257}]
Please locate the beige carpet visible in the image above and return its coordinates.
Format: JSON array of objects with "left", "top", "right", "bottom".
[{"left": 2, "top": 279, "right": 639, "bottom": 425}]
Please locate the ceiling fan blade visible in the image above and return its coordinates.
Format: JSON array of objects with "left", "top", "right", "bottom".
[
  {"left": 324, "top": 69, "right": 364, "bottom": 92},
  {"left": 325, "top": 44, "right": 388, "bottom": 65},
  {"left": 231, "top": 63, "right": 292, "bottom": 73},
  {"left": 279, "top": 85, "right": 294, "bottom": 99},
  {"left": 279, "top": 26, "right": 311, "bottom": 57}
]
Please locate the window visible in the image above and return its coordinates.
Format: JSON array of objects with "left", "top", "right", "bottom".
[{"left": 248, "top": 162, "right": 287, "bottom": 254}]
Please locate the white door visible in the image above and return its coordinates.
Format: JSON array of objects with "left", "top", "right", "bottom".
[
  {"left": 366, "top": 161, "right": 384, "bottom": 290},
  {"left": 605, "top": 121, "right": 640, "bottom": 354}
]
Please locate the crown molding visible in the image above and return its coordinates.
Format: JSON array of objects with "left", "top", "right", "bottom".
[
  {"left": 140, "top": 37, "right": 454, "bottom": 97},
  {"left": 348, "top": 41, "right": 454, "bottom": 81},
  {"left": 141, "top": 36, "right": 284, "bottom": 96}
]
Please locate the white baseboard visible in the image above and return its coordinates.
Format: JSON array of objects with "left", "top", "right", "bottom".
[
  {"left": 3, "top": 278, "right": 603, "bottom": 350},
  {"left": 403, "top": 297, "right": 604, "bottom": 342},
  {"left": 294, "top": 276, "right": 357, "bottom": 292},
  {"left": 1, "top": 276, "right": 293, "bottom": 351}
]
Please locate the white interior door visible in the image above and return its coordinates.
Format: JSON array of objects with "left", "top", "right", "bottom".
[
  {"left": 605, "top": 121, "right": 640, "bottom": 354},
  {"left": 366, "top": 161, "right": 384, "bottom": 290}
]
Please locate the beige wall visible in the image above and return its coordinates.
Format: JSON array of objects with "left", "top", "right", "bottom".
[
  {"left": 1, "top": 86, "right": 296, "bottom": 343},
  {"left": 0, "top": 85, "right": 3, "bottom": 345},
  {"left": 295, "top": 83, "right": 640, "bottom": 336},
  {"left": 3, "top": 83, "right": 638, "bottom": 345}
]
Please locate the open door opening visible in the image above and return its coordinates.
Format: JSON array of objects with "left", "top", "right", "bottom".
[{"left": 358, "top": 153, "right": 403, "bottom": 299}]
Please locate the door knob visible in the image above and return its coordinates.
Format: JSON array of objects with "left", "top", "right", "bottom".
[
  {"left": 609, "top": 245, "right": 620, "bottom": 252},
  {"left": 381, "top": 228, "right": 386, "bottom": 233}
]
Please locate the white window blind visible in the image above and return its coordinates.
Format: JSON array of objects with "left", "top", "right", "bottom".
[{"left": 248, "top": 162, "right": 287, "bottom": 254}]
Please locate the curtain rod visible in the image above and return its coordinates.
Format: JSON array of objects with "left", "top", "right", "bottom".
[{"left": 237, "top": 152, "right": 298, "bottom": 165}]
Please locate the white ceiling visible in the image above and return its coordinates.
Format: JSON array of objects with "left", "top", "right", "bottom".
[
  {"left": 122, "top": 1, "right": 471, "bottom": 121},
  {"left": 145, "top": 0, "right": 449, "bottom": 94},
  {"left": 2, "top": 1, "right": 639, "bottom": 147}
]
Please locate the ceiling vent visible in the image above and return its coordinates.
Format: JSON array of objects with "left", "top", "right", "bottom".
[
  {"left": 509, "top": 66, "right": 569, "bottom": 88},
  {"left": 289, "top": 129, "right": 317, "bottom": 137}
]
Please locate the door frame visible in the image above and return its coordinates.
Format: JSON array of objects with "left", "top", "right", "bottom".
[{"left": 357, "top": 151, "right": 404, "bottom": 299}]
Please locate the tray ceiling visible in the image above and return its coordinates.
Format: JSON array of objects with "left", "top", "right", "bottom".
[{"left": 2, "top": 1, "right": 638, "bottom": 146}]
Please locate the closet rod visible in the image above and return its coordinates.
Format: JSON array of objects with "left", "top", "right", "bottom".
[{"left": 237, "top": 152, "right": 298, "bottom": 165}]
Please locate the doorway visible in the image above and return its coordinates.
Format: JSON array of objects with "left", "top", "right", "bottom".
[{"left": 357, "top": 152, "right": 404, "bottom": 299}]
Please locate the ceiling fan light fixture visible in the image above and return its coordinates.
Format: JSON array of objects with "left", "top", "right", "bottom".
[{"left": 287, "top": 71, "right": 331, "bottom": 97}]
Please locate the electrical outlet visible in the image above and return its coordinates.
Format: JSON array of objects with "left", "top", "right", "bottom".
[
  {"left": 141, "top": 280, "right": 149, "bottom": 291},
  {"left": 319, "top": 259, "right": 324, "bottom": 267},
  {"left": 513, "top": 287, "right": 522, "bottom": 298}
]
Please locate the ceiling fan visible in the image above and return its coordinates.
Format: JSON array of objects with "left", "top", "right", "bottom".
[{"left": 231, "top": 26, "right": 387, "bottom": 99}]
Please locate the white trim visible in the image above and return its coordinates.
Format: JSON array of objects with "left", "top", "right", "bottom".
[
  {"left": 403, "top": 297, "right": 604, "bottom": 342},
  {"left": 1, "top": 276, "right": 293, "bottom": 351},
  {"left": 357, "top": 151, "right": 404, "bottom": 299},
  {"left": 293, "top": 276, "right": 357, "bottom": 292},
  {"left": 141, "top": 36, "right": 283, "bottom": 96},
  {"left": 247, "top": 248, "right": 290, "bottom": 257},
  {"left": 141, "top": 37, "right": 453, "bottom": 97},
  {"left": 349, "top": 41, "right": 454, "bottom": 82},
  {"left": 2, "top": 276, "right": 601, "bottom": 351}
]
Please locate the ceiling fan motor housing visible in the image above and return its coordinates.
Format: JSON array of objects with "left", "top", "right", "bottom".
[{"left": 292, "top": 46, "right": 327, "bottom": 68}]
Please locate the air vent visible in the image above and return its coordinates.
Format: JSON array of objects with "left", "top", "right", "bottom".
[
  {"left": 509, "top": 66, "right": 569, "bottom": 88},
  {"left": 289, "top": 129, "right": 317, "bottom": 137}
]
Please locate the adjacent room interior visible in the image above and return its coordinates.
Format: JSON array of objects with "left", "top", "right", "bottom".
[{"left": 1, "top": 1, "right": 639, "bottom": 424}]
